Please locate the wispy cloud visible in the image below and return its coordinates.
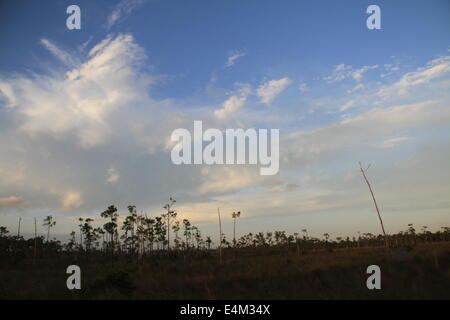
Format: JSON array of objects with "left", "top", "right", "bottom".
[
  {"left": 0, "top": 196, "right": 24, "bottom": 207},
  {"left": 339, "top": 99, "right": 357, "bottom": 112},
  {"left": 378, "top": 55, "right": 450, "bottom": 99},
  {"left": 298, "top": 82, "right": 309, "bottom": 92},
  {"left": 107, "top": 166, "right": 120, "bottom": 183},
  {"left": 106, "top": 0, "right": 145, "bottom": 29},
  {"left": 381, "top": 136, "right": 410, "bottom": 148},
  {"left": 40, "top": 38, "right": 79, "bottom": 67},
  {"left": 214, "top": 85, "right": 251, "bottom": 120},
  {"left": 351, "top": 65, "right": 378, "bottom": 81},
  {"left": 284, "top": 100, "right": 450, "bottom": 167},
  {"left": 225, "top": 51, "right": 246, "bottom": 68},
  {"left": 324, "top": 64, "right": 352, "bottom": 82},
  {"left": 257, "top": 77, "right": 291, "bottom": 105},
  {"left": 324, "top": 64, "right": 378, "bottom": 83}
]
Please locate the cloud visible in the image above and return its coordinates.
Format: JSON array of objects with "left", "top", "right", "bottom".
[
  {"left": 351, "top": 65, "right": 378, "bottom": 81},
  {"left": 256, "top": 77, "right": 291, "bottom": 105},
  {"left": 283, "top": 100, "right": 450, "bottom": 167},
  {"left": 380, "top": 136, "right": 410, "bottom": 148},
  {"left": 378, "top": 55, "right": 450, "bottom": 99},
  {"left": 0, "top": 196, "right": 24, "bottom": 207},
  {"left": 225, "top": 51, "right": 246, "bottom": 68},
  {"left": 1, "top": 34, "right": 151, "bottom": 149},
  {"left": 261, "top": 179, "right": 298, "bottom": 192},
  {"left": 196, "top": 166, "right": 262, "bottom": 195},
  {"left": 325, "top": 64, "right": 378, "bottom": 83},
  {"left": 298, "top": 82, "right": 309, "bottom": 92},
  {"left": 214, "top": 85, "right": 251, "bottom": 120},
  {"left": 107, "top": 166, "right": 120, "bottom": 183},
  {"left": 40, "top": 39, "right": 80, "bottom": 67},
  {"left": 324, "top": 64, "right": 352, "bottom": 82},
  {"left": 0, "top": 33, "right": 184, "bottom": 215},
  {"left": 62, "top": 191, "right": 83, "bottom": 210},
  {"left": 347, "top": 83, "right": 364, "bottom": 93},
  {"left": 106, "top": 0, "right": 145, "bottom": 29},
  {"left": 339, "top": 100, "right": 357, "bottom": 112},
  {"left": 380, "top": 63, "right": 400, "bottom": 78}
]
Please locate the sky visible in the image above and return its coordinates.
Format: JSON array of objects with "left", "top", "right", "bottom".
[{"left": 0, "top": 0, "right": 449, "bottom": 243}]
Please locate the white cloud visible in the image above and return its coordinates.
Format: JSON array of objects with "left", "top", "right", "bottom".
[
  {"left": 106, "top": 0, "right": 144, "bottom": 29},
  {"left": 1, "top": 34, "right": 150, "bottom": 149},
  {"left": 225, "top": 51, "right": 246, "bottom": 68},
  {"left": 325, "top": 64, "right": 377, "bottom": 83},
  {"left": 0, "top": 33, "right": 186, "bottom": 216},
  {"left": 339, "top": 100, "right": 357, "bottom": 112},
  {"left": 62, "top": 191, "right": 83, "bottom": 210},
  {"left": 381, "top": 136, "right": 410, "bottom": 148},
  {"left": 378, "top": 55, "right": 450, "bottom": 99},
  {"left": 324, "top": 64, "right": 352, "bottom": 82},
  {"left": 40, "top": 39, "right": 79, "bottom": 67},
  {"left": 107, "top": 166, "right": 120, "bottom": 183},
  {"left": 196, "top": 166, "right": 261, "bottom": 195},
  {"left": 347, "top": 83, "right": 364, "bottom": 93},
  {"left": 214, "top": 85, "right": 251, "bottom": 120},
  {"left": 256, "top": 77, "right": 291, "bottom": 105},
  {"left": 351, "top": 65, "right": 378, "bottom": 81},
  {"left": 284, "top": 100, "right": 450, "bottom": 166}
]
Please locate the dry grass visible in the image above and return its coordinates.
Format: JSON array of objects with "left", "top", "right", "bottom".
[{"left": 1, "top": 242, "right": 449, "bottom": 299}]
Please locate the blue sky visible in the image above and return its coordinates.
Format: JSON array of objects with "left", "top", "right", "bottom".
[{"left": 0, "top": 0, "right": 449, "bottom": 242}]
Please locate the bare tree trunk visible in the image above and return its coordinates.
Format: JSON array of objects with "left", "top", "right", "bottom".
[
  {"left": 233, "top": 217, "right": 237, "bottom": 260},
  {"left": 34, "top": 217, "right": 37, "bottom": 265},
  {"left": 218, "top": 208, "right": 222, "bottom": 264},
  {"left": 359, "top": 162, "right": 389, "bottom": 248},
  {"left": 17, "top": 217, "right": 21, "bottom": 237},
  {"left": 167, "top": 214, "right": 170, "bottom": 251}
]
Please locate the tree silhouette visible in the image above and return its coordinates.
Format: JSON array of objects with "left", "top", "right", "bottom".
[
  {"left": 231, "top": 211, "right": 241, "bottom": 247},
  {"left": 101, "top": 205, "right": 119, "bottom": 254},
  {"left": 43, "top": 215, "right": 56, "bottom": 243},
  {"left": 172, "top": 220, "right": 181, "bottom": 249},
  {"left": 206, "top": 236, "right": 212, "bottom": 249},
  {"left": 163, "top": 197, "right": 177, "bottom": 250},
  {"left": 182, "top": 219, "right": 191, "bottom": 250}
]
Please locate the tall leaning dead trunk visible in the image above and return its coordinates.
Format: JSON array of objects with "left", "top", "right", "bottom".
[
  {"left": 217, "top": 208, "right": 222, "bottom": 264},
  {"left": 359, "top": 162, "right": 389, "bottom": 248}
]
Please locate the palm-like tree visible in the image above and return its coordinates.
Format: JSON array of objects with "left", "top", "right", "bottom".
[
  {"left": 172, "top": 220, "right": 181, "bottom": 249},
  {"left": 302, "top": 229, "right": 308, "bottom": 240},
  {"left": 81, "top": 218, "right": 95, "bottom": 251},
  {"left": 43, "top": 215, "right": 56, "bottom": 242},
  {"left": 231, "top": 211, "right": 241, "bottom": 247},
  {"left": 163, "top": 197, "right": 177, "bottom": 250},
  {"left": 101, "top": 205, "right": 118, "bottom": 252},
  {"left": 182, "top": 219, "right": 191, "bottom": 249},
  {"left": 205, "top": 236, "right": 212, "bottom": 249}
]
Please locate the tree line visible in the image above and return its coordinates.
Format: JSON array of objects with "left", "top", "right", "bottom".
[{"left": 1, "top": 197, "right": 450, "bottom": 263}]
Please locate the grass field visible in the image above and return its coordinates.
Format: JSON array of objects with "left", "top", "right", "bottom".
[{"left": 1, "top": 242, "right": 449, "bottom": 299}]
